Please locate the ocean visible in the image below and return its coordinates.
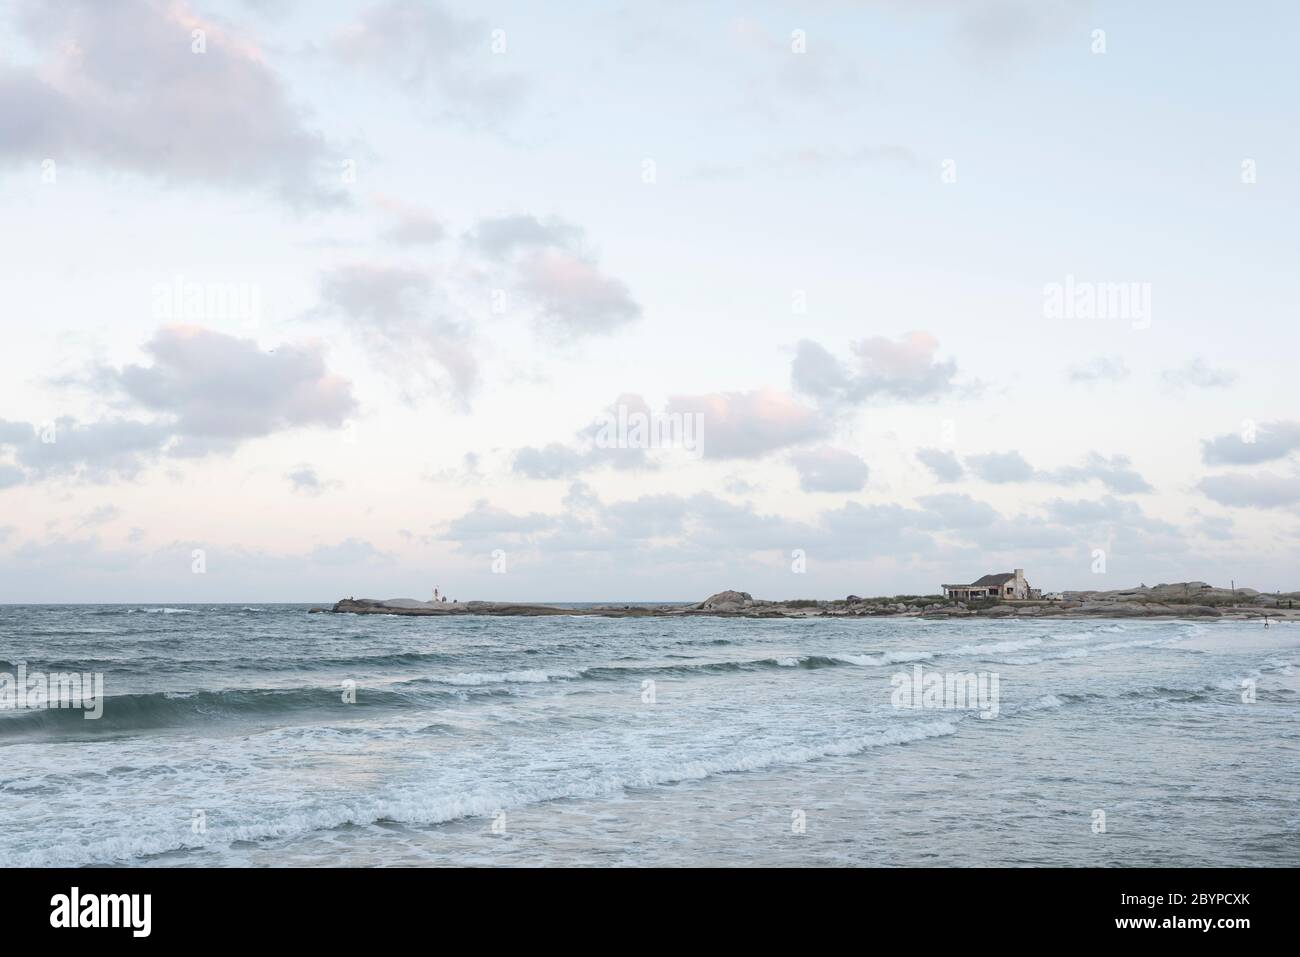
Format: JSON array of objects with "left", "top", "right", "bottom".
[{"left": 0, "top": 605, "right": 1296, "bottom": 867}]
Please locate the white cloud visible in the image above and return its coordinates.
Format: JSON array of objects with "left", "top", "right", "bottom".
[
  {"left": 666, "top": 388, "right": 827, "bottom": 459},
  {"left": 790, "top": 447, "right": 869, "bottom": 492},
  {"left": 114, "top": 326, "right": 357, "bottom": 454},
  {"left": 1162, "top": 357, "right": 1238, "bottom": 390},
  {"left": 1199, "top": 471, "right": 1300, "bottom": 509},
  {"left": 375, "top": 195, "right": 445, "bottom": 246},
  {"left": 792, "top": 333, "right": 960, "bottom": 405},
  {"left": 1067, "top": 355, "right": 1130, "bottom": 385},
  {"left": 517, "top": 249, "right": 641, "bottom": 339},
  {"left": 331, "top": 0, "right": 524, "bottom": 122},
  {"left": 0, "top": 0, "right": 341, "bottom": 205},
  {"left": 0, "top": 326, "right": 356, "bottom": 482},
  {"left": 1202, "top": 421, "right": 1300, "bottom": 466},
  {"left": 466, "top": 215, "right": 641, "bottom": 340},
  {"left": 317, "top": 264, "right": 479, "bottom": 409},
  {"left": 916, "top": 448, "right": 964, "bottom": 482}
]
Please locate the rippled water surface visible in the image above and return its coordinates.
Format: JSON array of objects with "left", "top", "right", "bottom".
[{"left": 1, "top": 605, "right": 1296, "bottom": 866}]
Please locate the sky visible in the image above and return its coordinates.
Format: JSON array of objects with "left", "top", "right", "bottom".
[{"left": 0, "top": 0, "right": 1297, "bottom": 602}]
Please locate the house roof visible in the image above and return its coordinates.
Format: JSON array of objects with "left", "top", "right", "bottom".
[{"left": 970, "top": 572, "right": 1016, "bottom": 587}]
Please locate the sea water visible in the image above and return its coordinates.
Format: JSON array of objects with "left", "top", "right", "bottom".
[{"left": 0, "top": 605, "right": 1296, "bottom": 867}]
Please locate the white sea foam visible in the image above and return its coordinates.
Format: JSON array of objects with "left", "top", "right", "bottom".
[
  {"left": 0, "top": 719, "right": 959, "bottom": 868},
  {"left": 438, "top": 669, "right": 581, "bottom": 685},
  {"left": 832, "top": 651, "right": 934, "bottom": 666},
  {"left": 950, "top": 637, "right": 1044, "bottom": 655}
]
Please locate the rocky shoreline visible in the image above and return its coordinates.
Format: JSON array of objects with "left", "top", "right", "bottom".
[{"left": 317, "top": 583, "right": 1299, "bottom": 621}]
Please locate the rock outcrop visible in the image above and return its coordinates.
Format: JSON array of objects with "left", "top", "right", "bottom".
[
  {"left": 326, "top": 581, "right": 1296, "bottom": 620},
  {"left": 692, "top": 590, "right": 755, "bottom": 613}
]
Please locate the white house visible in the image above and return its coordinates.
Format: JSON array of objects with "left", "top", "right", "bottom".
[{"left": 941, "top": 568, "right": 1039, "bottom": 602}]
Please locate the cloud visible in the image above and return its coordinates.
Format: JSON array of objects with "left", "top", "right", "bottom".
[
  {"left": 1201, "top": 421, "right": 1300, "bottom": 466},
  {"left": 1195, "top": 514, "right": 1234, "bottom": 540},
  {"left": 1, "top": 417, "right": 174, "bottom": 482},
  {"left": 790, "top": 447, "right": 869, "bottom": 492},
  {"left": 867, "top": 0, "right": 1091, "bottom": 61},
  {"left": 949, "top": 1, "right": 1083, "bottom": 57},
  {"left": 317, "top": 264, "right": 479, "bottom": 408},
  {"left": 0, "top": 534, "right": 414, "bottom": 602},
  {"left": 75, "top": 505, "right": 121, "bottom": 529},
  {"left": 1, "top": 326, "right": 355, "bottom": 483},
  {"left": 1162, "top": 357, "right": 1238, "bottom": 390},
  {"left": 965, "top": 450, "right": 1152, "bottom": 493},
  {"left": 512, "top": 444, "right": 601, "bottom": 480},
  {"left": 467, "top": 215, "right": 641, "bottom": 339},
  {"left": 916, "top": 448, "right": 964, "bottom": 482},
  {"left": 114, "top": 325, "right": 356, "bottom": 454},
  {"left": 467, "top": 215, "right": 585, "bottom": 261},
  {"left": 1050, "top": 453, "right": 1153, "bottom": 494},
  {"left": 0, "top": 422, "right": 34, "bottom": 445},
  {"left": 792, "top": 333, "right": 959, "bottom": 405},
  {"left": 966, "top": 450, "right": 1035, "bottom": 483},
  {"left": 307, "top": 538, "right": 392, "bottom": 566},
  {"left": 423, "top": 452, "right": 485, "bottom": 486},
  {"left": 517, "top": 249, "right": 641, "bottom": 338},
  {"left": 726, "top": 17, "right": 866, "bottom": 107},
  {"left": 0, "top": 0, "right": 340, "bottom": 205},
  {"left": 287, "top": 465, "right": 337, "bottom": 495},
  {"left": 1067, "top": 355, "right": 1130, "bottom": 385},
  {"left": 1198, "top": 471, "right": 1300, "bottom": 509},
  {"left": 511, "top": 395, "right": 665, "bottom": 479},
  {"left": 917, "top": 493, "right": 998, "bottom": 528},
  {"left": 331, "top": 0, "right": 524, "bottom": 121},
  {"left": 437, "top": 488, "right": 813, "bottom": 561},
  {"left": 1039, "top": 496, "right": 1180, "bottom": 545},
  {"left": 666, "top": 388, "right": 827, "bottom": 459},
  {"left": 1034, "top": 494, "right": 1185, "bottom": 558},
  {"left": 509, "top": 388, "right": 831, "bottom": 476},
  {"left": 433, "top": 482, "right": 1095, "bottom": 575},
  {"left": 441, "top": 499, "right": 559, "bottom": 552},
  {"left": 375, "top": 195, "right": 445, "bottom": 245},
  {"left": 1042, "top": 495, "right": 1146, "bottom": 527}
]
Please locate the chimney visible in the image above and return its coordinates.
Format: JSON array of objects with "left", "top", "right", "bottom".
[{"left": 1014, "top": 568, "right": 1024, "bottom": 582}]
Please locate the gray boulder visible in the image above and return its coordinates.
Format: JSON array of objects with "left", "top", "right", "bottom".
[{"left": 695, "top": 590, "right": 755, "bottom": 612}]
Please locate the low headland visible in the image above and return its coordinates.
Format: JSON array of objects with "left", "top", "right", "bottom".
[{"left": 317, "top": 582, "right": 1299, "bottom": 621}]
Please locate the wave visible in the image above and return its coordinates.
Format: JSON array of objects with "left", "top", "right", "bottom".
[
  {"left": 949, "top": 637, "right": 1044, "bottom": 656},
  {"left": 0, "top": 718, "right": 959, "bottom": 867},
  {"left": 1019, "top": 634, "right": 1204, "bottom": 664},
  {"left": 0, "top": 684, "right": 509, "bottom": 739},
  {"left": 434, "top": 669, "right": 582, "bottom": 686},
  {"left": 1007, "top": 694, "right": 1065, "bottom": 715}
]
